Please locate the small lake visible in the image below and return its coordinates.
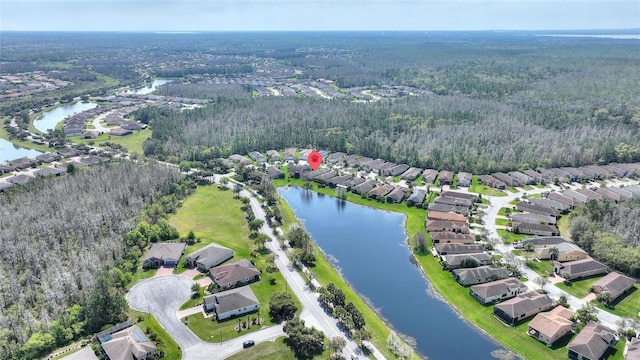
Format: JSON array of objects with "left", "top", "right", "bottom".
[
  {"left": 278, "top": 187, "right": 506, "bottom": 359},
  {"left": 33, "top": 101, "right": 98, "bottom": 133},
  {"left": 127, "top": 79, "right": 172, "bottom": 95},
  {"left": 0, "top": 138, "right": 43, "bottom": 164}
]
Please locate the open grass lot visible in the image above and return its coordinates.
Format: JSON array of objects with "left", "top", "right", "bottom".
[
  {"left": 526, "top": 260, "right": 555, "bottom": 277},
  {"left": 495, "top": 218, "right": 510, "bottom": 226},
  {"left": 70, "top": 129, "right": 151, "bottom": 155},
  {"left": 594, "top": 285, "right": 640, "bottom": 319},
  {"left": 469, "top": 176, "right": 507, "bottom": 196},
  {"left": 128, "top": 309, "right": 182, "bottom": 360},
  {"left": 168, "top": 185, "right": 301, "bottom": 341},
  {"left": 497, "top": 229, "right": 527, "bottom": 244},
  {"left": 226, "top": 337, "right": 326, "bottom": 360},
  {"left": 557, "top": 216, "right": 572, "bottom": 240},
  {"left": 555, "top": 276, "right": 604, "bottom": 299}
]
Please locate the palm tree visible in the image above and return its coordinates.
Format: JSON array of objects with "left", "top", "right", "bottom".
[{"left": 549, "top": 247, "right": 559, "bottom": 261}]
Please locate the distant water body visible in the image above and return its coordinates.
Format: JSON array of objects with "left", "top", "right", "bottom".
[
  {"left": 278, "top": 187, "right": 508, "bottom": 359},
  {"left": 538, "top": 34, "right": 640, "bottom": 40}
]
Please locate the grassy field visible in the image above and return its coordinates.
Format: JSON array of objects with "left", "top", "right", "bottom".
[
  {"left": 128, "top": 309, "right": 182, "bottom": 360},
  {"left": 70, "top": 129, "right": 151, "bottom": 155},
  {"left": 497, "top": 229, "right": 527, "bottom": 244},
  {"left": 594, "top": 285, "right": 640, "bottom": 319},
  {"left": 167, "top": 185, "right": 301, "bottom": 341},
  {"left": 555, "top": 276, "right": 604, "bottom": 298},
  {"left": 469, "top": 176, "right": 507, "bottom": 196},
  {"left": 557, "top": 216, "right": 572, "bottom": 240},
  {"left": 526, "top": 260, "right": 555, "bottom": 277},
  {"left": 226, "top": 337, "right": 327, "bottom": 360},
  {"left": 495, "top": 218, "right": 510, "bottom": 226}
]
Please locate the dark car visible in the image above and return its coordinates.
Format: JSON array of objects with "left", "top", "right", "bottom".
[{"left": 242, "top": 340, "right": 255, "bottom": 348}]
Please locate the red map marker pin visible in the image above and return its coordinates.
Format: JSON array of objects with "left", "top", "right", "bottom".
[{"left": 307, "top": 151, "right": 322, "bottom": 170}]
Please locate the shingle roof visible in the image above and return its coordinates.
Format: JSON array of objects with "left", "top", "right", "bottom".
[
  {"left": 528, "top": 306, "right": 574, "bottom": 341},
  {"left": 143, "top": 242, "right": 186, "bottom": 263},
  {"left": 186, "top": 243, "right": 234, "bottom": 270},
  {"left": 434, "top": 243, "right": 483, "bottom": 255},
  {"left": 627, "top": 338, "right": 640, "bottom": 360},
  {"left": 204, "top": 286, "right": 259, "bottom": 314},
  {"left": 453, "top": 266, "right": 508, "bottom": 283},
  {"left": 560, "top": 259, "right": 608, "bottom": 277},
  {"left": 523, "top": 236, "right": 568, "bottom": 247},
  {"left": 592, "top": 272, "right": 636, "bottom": 299},
  {"left": 470, "top": 278, "right": 526, "bottom": 299},
  {"left": 567, "top": 321, "right": 615, "bottom": 360},
  {"left": 494, "top": 292, "right": 552, "bottom": 319},
  {"left": 101, "top": 325, "right": 155, "bottom": 360},
  {"left": 442, "top": 253, "right": 492, "bottom": 268},
  {"left": 210, "top": 259, "right": 260, "bottom": 287}
]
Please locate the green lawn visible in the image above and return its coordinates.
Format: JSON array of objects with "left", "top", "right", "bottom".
[
  {"left": 521, "top": 185, "right": 534, "bottom": 190},
  {"left": 526, "top": 260, "right": 555, "bottom": 277},
  {"left": 555, "top": 276, "right": 604, "bottom": 298},
  {"left": 497, "top": 229, "right": 527, "bottom": 244},
  {"left": 511, "top": 250, "right": 523, "bottom": 256},
  {"left": 469, "top": 176, "right": 507, "bottom": 196},
  {"left": 495, "top": 218, "right": 510, "bottom": 226},
  {"left": 226, "top": 337, "right": 327, "bottom": 360},
  {"left": 70, "top": 129, "right": 151, "bottom": 155},
  {"left": 594, "top": 285, "right": 640, "bottom": 319},
  {"left": 0, "top": 124, "right": 52, "bottom": 152},
  {"left": 128, "top": 309, "right": 182, "bottom": 360},
  {"left": 557, "top": 216, "right": 572, "bottom": 240}
]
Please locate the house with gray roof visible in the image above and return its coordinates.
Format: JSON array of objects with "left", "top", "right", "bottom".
[
  {"left": 512, "top": 222, "right": 560, "bottom": 237},
  {"left": 406, "top": 188, "right": 426, "bottom": 206},
  {"left": 229, "top": 154, "right": 250, "bottom": 166},
  {"left": 562, "top": 189, "right": 589, "bottom": 204},
  {"left": 203, "top": 286, "right": 259, "bottom": 320},
  {"left": 453, "top": 266, "right": 509, "bottom": 286},
  {"left": 522, "top": 169, "right": 543, "bottom": 183},
  {"left": 422, "top": 169, "right": 438, "bottom": 184},
  {"left": 401, "top": 167, "right": 423, "bottom": 181},
  {"left": 625, "top": 185, "right": 640, "bottom": 199},
  {"left": 430, "top": 232, "right": 475, "bottom": 244},
  {"left": 386, "top": 187, "right": 407, "bottom": 203},
  {"left": 478, "top": 174, "right": 506, "bottom": 190},
  {"left": 248, "top": 151, "right": 267, "bottom": 163},
  {"left": 529, "top": 198, "right": 572, "bottom": 213},
  {"left": 186, "top": 243, "right": 234, "bottom": 272},
  {"left": 548, "top": 192, "right": 578, "bottom": 207},
  {"left": 143, "top": 242, "right": 187, "bottom": 268},
  {"left": 548, "top": 168, "right": 572, "bottom": 182},
  {"left": 457, "top": 172, "right": 472, "bottom": 187},
  {"left": 326, "top": 175, "right": 352, "bottom": 188},
  {"left": 591, "top": 272, "right": 636, "bottom": 302},
  {"left": 510, "top": 213, "right": 556, "bottom": 226},
  {"left": 554, "top": 258, "right": 608, "bottom": 280},
  {"left": 368, "top": 184, "right": 394, "bottom": 199},
  {"left": 266, "top": 150, "right": 281, "bottom": 162},
  {"left": 7, "top": 174, "right": 33, "bottom": 186},
  {"left": 0, "top": 182, "right": 14, "bottom": 193},
  {"left": 8, "top": 157, "right": 37, "bottom": 169},
  {"left": 493, "top": 292, "right": 553, "bottom": 326},
  {"left": 266, "top": 166, "right": 285, "bottom": 179},
  {"left": 433, "top": 196, "right": 473, "bottom": 208},
  {"left": 595, "top": 187, "right": 623, "bottom": 202},
  {"left": 34, "top": 167, "right": 66, "bottom": 177},
  {"left": 327, "top": 152, "right": 345, "bottom": 164},
  {"left": 516, "top": 202, "right": 560, "bottom": 217},
  {"left": 537, "top": 168, "right": 556, "bottom": 183},
  {"left": 567, "top": 321, "right": 616, "bottom": 360},
  {"left": 351, "top": 179, "right": 377, "bottom": 195},
  {"left": 36, "top": 152, "right": 61, "bottom": 163},
  {"left": 509, "top": 171, "right": 534, "bottom": 185},
  {"left": 284, "top": 148, "right": 296, "bottom": 161},
  {"left": 626, "top": 338, "right": 640, "bottom": 360},
  {"left": 438, "top": 170, "right": 454, "bottom": 185},
  {"left": 427, "top": 203, "right": 470, "bottom": 216},
  {"left": 58, "top": 347, "right": 98, "bottom": 360},
  {"left": 469, "top": 278, "right": 528, "bottom": 305},
  {"left": 434, "top": 243, "right": 483, "bottom": 256},
  {"left": 523, "top": 236, "right": 568, "bottom": 247},
  {"left": 343, "top": 154, "right": 362, "bottom": 167},
  {"left": 386, "top": 164, "right": 410, "bottom": 177},
  {"left": 575, "top": 188, "right": 603, "bottom": 201},
  {"left": 607, "top": 186, "right": 633, "bottom": 201},
  {"left": 441, "top": 253, "right": 491, "bottom": 270},
  {"left": 492, "top": 172, "right": 518, "bottom": 187}
]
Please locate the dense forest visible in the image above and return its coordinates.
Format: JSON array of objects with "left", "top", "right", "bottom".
[
  {"left": 0, "top": 161, "right": 186, "bottom": 359},
  {"left": 568, "top": 199, "right": 640, "bottom": 277}
]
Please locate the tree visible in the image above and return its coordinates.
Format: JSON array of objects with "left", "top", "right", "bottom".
[
  {"left": 523, "top": 242, "right": 534, "bottom": 262},
  {"left": 269, "top": 292, "right": 297, "bottom": 321},
  {"left": 412, "top": 232, "right": 428, "bottom": 254},
  {"left": 66, "top": 163, "right": 76, "bottom": 174},
  {"left": 574, "top": 302, "right": 598, "bottom": 325},
  {"left": 191, "top": 283, "right": 202, "bottom": 298},
  {"left": 556, "top": 294, "right": 569, "bottom": 308},
  {"left": 248, "top": 219, "right": 265, "bottom": 233},
  {"left": 459, "top": 258, "right": 479, "bottom": 268},
  {"left": 596, "top": 291, "right": 613, "bottom": 306},
  {"left": 283, "top": 317, "right": 325, "bottom": 357},
  {"left": 345, "top": 302, "right": 366, "bottom": 329},
  {"left": 329, "top": 337, "right": 347, "bottom": 358},
  {"left": 187, "top": 230, "right": 196, "bottom": 241},
  {"left": 86, "top": 272, "right": 127, "bottom": 332},
  {"left": 233, "top": 183, "right": 243, "bottom": 196},
  {"left": 534, "top": 275, "right": 550, "bottom": 292}
]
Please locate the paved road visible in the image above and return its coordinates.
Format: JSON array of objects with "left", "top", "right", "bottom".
[{"left": 482, "top": 180, "right": 639, "bottom": 330}]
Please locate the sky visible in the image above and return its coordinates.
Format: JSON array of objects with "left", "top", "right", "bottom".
[{"left": 1, "top": 0, "right": 639, "bottom": 32}]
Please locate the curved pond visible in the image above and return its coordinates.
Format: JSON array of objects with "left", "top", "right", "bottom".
[
  {"left": 278, "top": 187, "right": 506, "bottom": 359},
  {"left": 0, "top": 138, "right": 43, "bottom": 164},
  {"left": 33, "top": 102, "right": 98, "bottom": 133},
  {"left": 126, "top": 79, "right": 172, "bottom": 95}
]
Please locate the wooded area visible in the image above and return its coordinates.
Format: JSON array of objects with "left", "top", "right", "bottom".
[
  {"left": 569, "top": 199, "right": 640, "bottom": 277},
  {"left": 0, "top": 161, "right": 184, "bottom": 359}
]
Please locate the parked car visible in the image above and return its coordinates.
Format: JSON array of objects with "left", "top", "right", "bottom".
[{"left": 243, "top": 340, "right": 255, "bottom": 348}]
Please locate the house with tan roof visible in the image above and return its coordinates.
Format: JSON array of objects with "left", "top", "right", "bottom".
[
  {"left": 567, "top": 321, "right": 616, "bottom": 360},
  {"left": 427, "top": 211, "right": 467, "bottom": 223},
  {"left": 528, "top": 306, "right": 575, "bottom": 346},
  {"left": 469, "top": 278, "right": 528, "bottom": 305},
  {"left": 98, "top": 324, "right": 155, "bottom": 360},
  {"left": 493, "top": 292, "right": 553, "bottom": 326},
  {"left": 210, "top": 259, "right": 260, "bottom": 289},
  {"left": 426, "top": 220, "right": 470, "bottom": 234},
  {"left": 142, "top": 242, "right": 187, "bottom": 268},
  {"left": 627, "top": 337, "right": 640, "bottom": 360},
  {"left": 591, "top": 272, "right": 636, "bottom": 302},
  {"left": 534, "top": 242, "right": 588, "bottom": 262}
]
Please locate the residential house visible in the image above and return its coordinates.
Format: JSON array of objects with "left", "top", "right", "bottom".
[
  {"left": 422, "top": 169, "right": 438, "bottom": 184},
  {"left": 469, "top": 278, "right": 528, "bottom": 305},
  {"left": 120, "top": 120, "right": 145, "bottom": 131},
  {"left": 562, "top": 189, "right": 589, "bottom": 204},
  {"left": 493, "top": 292, "right": 553, "bottom": 326},
  {"left": 326, "top": 175, "right": 352, "bottom": 188},
  {"left": 210, "top": 259, "right": 260, "bottom": 289},
  {"left": 406, "top": 188, "right": 426, "bottom": 206},
  {"left": 478, "top": 174, "right": 506, "bottom": 190},
  {"left": 34, "top": 167, "right": 65, "bottom": 177},
  {"left": 534, "top": 242, "right": 587, "bottom": 262},
  {"left": 453, "top": 266, "right": 509, "bottom": 286},
  {"left": 284, "top": 148, "right": 296, "bottom": 161},
  {"left": 433, "top": 196, "right": 473, "bottom": 208},
  {"left": 567, "top": 321, "right": 616, "bottom": 360},
  {"left": 509, "top": 171, "right": 534, "bottom": 185},
  {"left": 434, "top": 243, "right": 483, "bottom": 256},
  {"left": 562, "top": 167, "right": 585, "bottom": 182},
  {"left": 548, "top": 192, "right": 578, "bottom": 208},
  {"left": 427, "top": 203, "right": 470, "bottom": 216},
  {"left": 607, "top": 186, "right": 633, "bottom": 201},
  {"left": 426, "top": 220, "right": 470, "bottom": 234},
  {"left": 492, "top": 172, "right": 519, "bottom": 187},
  {"left": 299, "top": 149, "right": 313, "bottom": 161},
  {"left": 7, "top": 174, "right": 33, "bottom": 186},
  {"left": 351, "top": 179, "right": 377, "bottom": 195},
  {"left": 343, "top": 154, "right": 361, "bottom": 167},
  {"left": 401, "top": 167, "right": 423, "bottom": 181},
  {"left": 386, "top": 164, "right": 410, "bottom": 177},
  {"left": 354, "top": 157, "right": 373, "bottom": 169},
  {"left": 427, "top": 211, "right": 468, "bottom": 223},
  {"left": 203, "top": 286, "right": 259, "bottom": 320},
  {"left": 185, "top": 243, "right": 234, "bottom": 272},
  {"left": 625, "top": 185, "right": 640, "bottom": 199},
  {"left": 378, "top": 162, "right": 397, "bottom": 176},
  {"left": 367, "top": 184, "right": 394, "bottom": 199},
  {"left": 510, "top": 213, "right": 556, "bottom": 226},
  {"left": 591, "top": 272, "right": 636, "bottom": 302},
  {"left": 288, "top": 164, "right": 310, "bottom": 179},
  {"left": 229, "top": 154, "right": 250, "bottom": 166},
  {"left": 386, "top": 187, "right": 407, "bottom": 203},
  {"left": 440, "top": 191, "right": 476, "bottom": 201},
  {"left": 266, "top": 150, "right": 281, "bottom": 162},
  {"left": 430, "top": 232, "right": 475, "bottom": 244},
  {"left": 548, "top": 168, "right": 572, "bottom": 182},
  {"left": 57, "top": 147, "right": 81, "bottom": 158},
  {"left": 537, "top": 168, "right": 557, "bottom": 184},
  {"left": 313, "top": 170, "right": 337, "bottom": 183},
  {"left": 438, "top": 170, "right": 454, "bottom": 185},
  {"left": 266, "top": 166, "right": 285, "bottom": 179},
  {"left": 362, "top": 159, "right": 386, "bottom": 172},
  {"left": 577, "top": 166, "right": 599, "bottom": 180},
  {"left": 456, "top": 172, "right": 472, "bottom": 187},
  {"left": 78, "top": 155, "right": 107, "bottom": 166},
  {"left": 512, "top": 222, "right": 560, "bottom": 236},
  {"left": 81, "top": 130, "right": 100, "bottom": 139},
  {"left": 575, "top": 188, "right": 604, "bottom": 201},
  {"left": 602, "top": 165, "right": 627, "bottom": 178},
  {"left": 627, "top": 338, "right": 640, "bottom": 360},
  {"left": 109, "top": 127, "right": 132, "bottom": 136},
  {"left": 8, "top": 157, "right": 36, "bottom": 169},
  {"left": 0, "top": 164, "right": 16, "bottom": 174},
  {"left": 522, "top": 236, "right": 568, "bottom": 248},
  {"left": 522, "top": 169, "right": 543, "bottom": 183},
  {"left": 585, "top": 165, "right": 612, "bottom": 179},
  {"left": 327, "top": 152, "right": 345, "bottom": 164},
  {"left": 554, "top": 259, "right": 608, "bottom": 280},
  {"left": 529, "top": 198, "right": 572, "bottom": 213},
  {"left": 248, "top": 151, "right": 267, "bottom": 163},
  {"left": 595, "top": 187, "right": 623, "bottom": 202},
  {"left": 441, "top": 253, "right": 492, "bottom": 270},
  {"left": 58, "top": 347, "right": 98, "bottom": 360},
  {"left": 142, "top": 242, "right": 187, "bottom": 268},
  {"left": 528, "top": 306, "right": 575, "bottom": 346},
  {"left": 0, "top": 182, "right": 14, "bottom": 193},
  {"left": 36, "top": 152, "right": 61, "bottom": 163},
  {"left": 516, "top": 202, "right": 560, "bottom": 217},
  {"left": 99, "top": 324, "right": 155, "bottom": 360}
]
